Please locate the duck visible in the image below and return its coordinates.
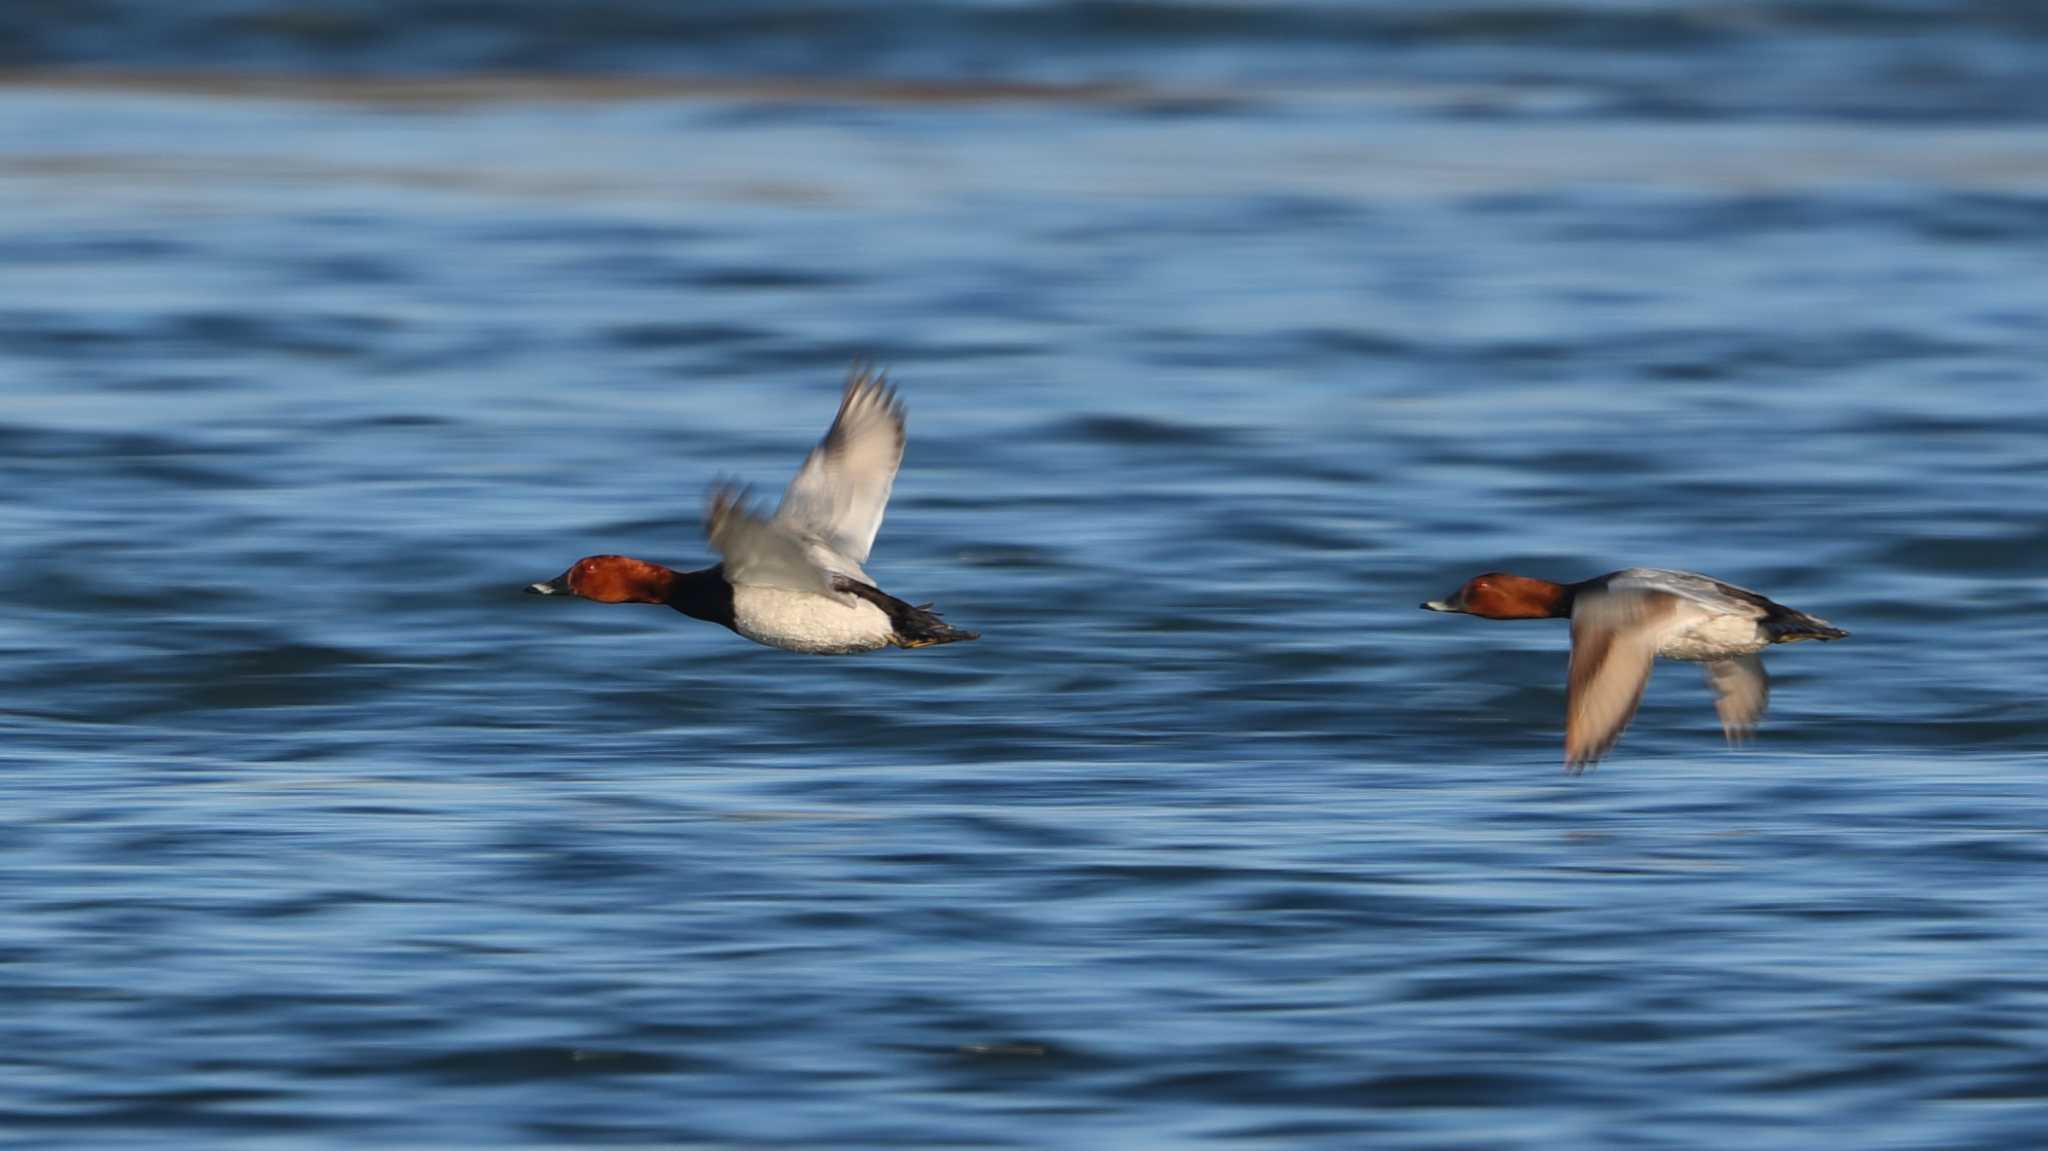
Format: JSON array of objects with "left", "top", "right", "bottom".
[
  {"left": 1422, "top": 568, "right": 1845, "bottom": 770},
  {"left": 527, "top": 368, "right": 977, "bottom": 654}
]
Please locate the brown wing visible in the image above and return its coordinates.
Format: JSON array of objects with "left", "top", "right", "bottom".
[
  {"left": 1564, "top": 590, "right": 1674, "bottom": 771},
  {"left": 1704, "top": 654, "right": 1769, "bottom": 744}
]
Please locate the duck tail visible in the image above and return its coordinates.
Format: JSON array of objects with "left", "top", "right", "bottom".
[
  {"left": 834, "top": 578, "right": 979, "bottom": 649},
  {"left": 1766, "top": 610, "right": 1848, "bottom": 644},
  {"left": 889, "top": 603, "right": 980, "bottom": 649}
]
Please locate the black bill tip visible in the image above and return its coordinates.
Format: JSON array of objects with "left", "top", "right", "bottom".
[{"left": 526, "top": 574, "right": 572, "bottom": 596}]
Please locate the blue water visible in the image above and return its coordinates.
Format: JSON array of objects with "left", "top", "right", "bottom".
[{"left": 4, "top": 5, "right": 2048, "bottom": 1147}]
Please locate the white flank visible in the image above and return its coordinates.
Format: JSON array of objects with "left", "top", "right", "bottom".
[
  {"left": 1657, "top": 613, "right": 1771, "bottom": 662},
  {"left": 732, "top": 586, "right": 894, "bottom": 654}
]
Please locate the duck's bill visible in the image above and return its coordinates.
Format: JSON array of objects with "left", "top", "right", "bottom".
[
  {"left": 526, "top": 573, "right": 572, "bottom": 595},
  {"left": 1420, "top": 599, "right": 1458, "bottom": 612}
]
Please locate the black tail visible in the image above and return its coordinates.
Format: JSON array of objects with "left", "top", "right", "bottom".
[
  {"left": 835, "top": 578, "right": 979, "bottom": 649},
  {"left": 1765, "top": 608, "right": 1848, "bottom": 644}
]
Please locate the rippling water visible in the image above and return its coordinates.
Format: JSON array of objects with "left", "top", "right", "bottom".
[{"left": 4, "top": 6, "right": 2048, "bottom": 1147}]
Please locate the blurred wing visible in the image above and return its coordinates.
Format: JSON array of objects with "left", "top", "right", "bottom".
[
  {"left": 1564, "top": 590, "right": 1674, "bottom": 770},
  {"left": 1704, "top": 654, "right": 1769, "bottom": 744},
  {"left": 705, "top": 485, "right": 835, "bottom": 595},
  {"left": 773, "top": 368, "right": 906, "bottom": 566}
]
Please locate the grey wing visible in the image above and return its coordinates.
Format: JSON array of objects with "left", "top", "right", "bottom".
[
  {"left": 773, "top": 368, "right": 906, "bottom": 567},
  {"left": 706, "top": 485, "right": 836, "bottom": 595},
  {"left": 1704, "top": 654, "right": 1769, "bottom": 744},
  {"left": 1608, "top": 568, "right": 1770, "bottom": 619},
  {"left": 1564, "top": 589, "right": 1674, "bottom": 770}
]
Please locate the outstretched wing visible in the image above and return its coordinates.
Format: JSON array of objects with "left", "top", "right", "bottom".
[
  {"left": 705, "top": 485, "right": 835, "bottom": 595},
  {"left": 773, "top": 368, "right": 906, "bottom": 567},
  {"left": 1564, "top": 588, "right": 1675, "bottom": 770},
  {"left": 1704, "top": 654, "right": 1769, "bottom": 744}
]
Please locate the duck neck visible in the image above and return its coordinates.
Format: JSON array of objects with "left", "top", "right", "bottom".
[
  {"left": 664, "top": 565, "right": 738, "bottom": 631},
  {"left": 1542, "top": 579, "right": 1582, "bottom": 618}
]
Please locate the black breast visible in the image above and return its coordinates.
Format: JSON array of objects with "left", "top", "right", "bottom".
[{"left": 666, "top": 566, "right": 738, "bottom": 631}]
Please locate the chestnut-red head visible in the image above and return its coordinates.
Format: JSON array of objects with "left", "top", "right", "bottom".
[
  {"left": 526, "top": 555, "right": 676, "bottom": 605},
  {"left": 1421, "top": 571, "right": 1570, "bottom": 620}
]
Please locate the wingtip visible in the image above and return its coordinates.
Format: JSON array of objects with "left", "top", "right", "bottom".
[
  {"left": 845, "top": 360, "right": 882, "bottom": 390},
  {"left": 704, "top": 479, "right": 767, "bottom": 532},
  {"left": 844, "top": 360, "right": 893, "bottom": 397},
  {"left": 840, "top": 361, "right": 907, "bottom": 431},
  {"left": 705, "top": 478, "right": 743, "bottom": 509},
  {"left": 1562, "top": 732, "right": 1619, "bottom": 773}
]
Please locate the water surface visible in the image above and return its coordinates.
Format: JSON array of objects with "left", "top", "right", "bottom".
[{"left": 3, "top": 9, "right": 2048, "bottom": 1147}]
